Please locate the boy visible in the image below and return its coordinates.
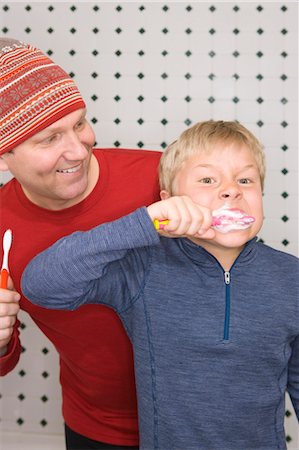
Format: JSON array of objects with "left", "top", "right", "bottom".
[{"left": 22, "top": 121, "right": 299, "bottom": 450}]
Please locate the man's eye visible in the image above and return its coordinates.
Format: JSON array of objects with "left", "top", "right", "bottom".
[
  {"left": 76, "top": 119, "right": 86, "bottom": 130},
  {"left": 42, "top": 134, "right": 59, "bottom": 145},
  {"left": 200, "top": 177, "right": 214, "bottom": 184}
]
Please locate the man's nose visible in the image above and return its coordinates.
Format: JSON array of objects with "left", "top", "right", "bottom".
[{"left": 63, "top": 133, "right": 89, "bottom": 159}]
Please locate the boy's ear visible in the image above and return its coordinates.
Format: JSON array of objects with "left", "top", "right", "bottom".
[
  {"left": 0, "top": 156, "right": 9, "bottom": 171},
  {"left": 160, "top": 190, "right": 171, "bottom": 200}
]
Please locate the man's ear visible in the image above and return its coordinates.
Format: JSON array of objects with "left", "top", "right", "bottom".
[
  {"left": 160, "top": 190, "right": 171, "bottom": 200},
  {"left": 0, "top": 155, "right": 9, "bottom": 171}
]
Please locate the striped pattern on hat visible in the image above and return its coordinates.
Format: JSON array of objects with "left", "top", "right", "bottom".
[{"left": 0, "top": 38, "right": 86, "bottom": 155}]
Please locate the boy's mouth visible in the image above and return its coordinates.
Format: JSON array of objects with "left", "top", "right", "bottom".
[{"left": 212, "top": 207, "right": 255, "bottom": 233}]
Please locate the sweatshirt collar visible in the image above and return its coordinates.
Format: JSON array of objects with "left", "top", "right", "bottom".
[{"left": 178, "top": 236, "right": 259, "bottom": 268}]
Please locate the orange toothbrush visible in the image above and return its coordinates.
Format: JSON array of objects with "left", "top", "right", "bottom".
[{"left": 1, "top": 229, "right": 12, "bottom": 289}]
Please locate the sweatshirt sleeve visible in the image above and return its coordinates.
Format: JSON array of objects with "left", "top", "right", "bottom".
[
  {"left": 21, "top": 207, "right": 160, "bottom": 312},
  {"left": 288, "top": 334, "right": 299, "bottom": 419}
]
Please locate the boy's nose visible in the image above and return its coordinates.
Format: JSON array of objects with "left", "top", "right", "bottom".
[{"left": 220, "top": 183, "right": 242, "bottom": 200}]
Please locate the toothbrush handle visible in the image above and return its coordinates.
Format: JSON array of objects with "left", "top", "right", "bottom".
[
  {"left": 0, "top": 268, "right": 9, "bottom": 289},
  {"left": 154, "top": 218, "right": 218, "bottom": 230}
]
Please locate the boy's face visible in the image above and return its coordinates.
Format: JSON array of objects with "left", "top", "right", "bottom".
[
  {"left": 0, "top": 108, "right": 97, "bottom": 210},
  {"left": 167, "top": 141, "right": 264, "bottom": 252}
]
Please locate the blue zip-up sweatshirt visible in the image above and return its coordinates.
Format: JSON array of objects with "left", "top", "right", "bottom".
[{"left": 22, "top": 208, "right": 299, "bottom": 450}]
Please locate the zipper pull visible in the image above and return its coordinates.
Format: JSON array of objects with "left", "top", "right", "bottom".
[{"left": 224, "top": 271, "right": 230, "bottom": 284}]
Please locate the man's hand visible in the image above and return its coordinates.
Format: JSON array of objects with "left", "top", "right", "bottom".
[{"left": 0, "top": 276, "right": 20, "bottom": 355}]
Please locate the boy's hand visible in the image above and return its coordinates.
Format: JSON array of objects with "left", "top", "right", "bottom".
[
  {"left": 0, "top": 275, "right": 20, "bottom": 353},
  {"left": 147, "top": 196, "right": 216, "bottom": 239}
]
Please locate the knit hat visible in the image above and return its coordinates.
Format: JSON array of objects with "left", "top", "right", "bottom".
[{"left": 0, "top": 38, "right": 86, "bottom": 155}]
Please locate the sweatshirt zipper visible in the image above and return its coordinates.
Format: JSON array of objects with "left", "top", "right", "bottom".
[{"left": 223, "top": 271, "right": 231, "bottom": 341}]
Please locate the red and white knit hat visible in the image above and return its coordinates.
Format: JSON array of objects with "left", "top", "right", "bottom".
[{"left": 0, "top": 38, "right": 86, "bottom": 155}]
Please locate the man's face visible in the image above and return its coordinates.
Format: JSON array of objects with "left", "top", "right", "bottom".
[
  {"left": 170, "top": 141, "right": 264, "bottom": 252},
  {"left": 0, "top": 108, "right": 96, "bottom": 210}
]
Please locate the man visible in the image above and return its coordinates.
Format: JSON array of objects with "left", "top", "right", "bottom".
[{"left": 0, "top": 38, "right": 161, "bottom": 450}]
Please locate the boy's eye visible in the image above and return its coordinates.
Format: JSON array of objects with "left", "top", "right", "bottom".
[
  {"left": 199, "top": 177, "right": 214, "bottom": 184},
  {"left": 238, "top": 178, "right": 251, "bottom": 184}
]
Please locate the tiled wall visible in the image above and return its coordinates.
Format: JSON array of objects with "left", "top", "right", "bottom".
[{"left": 0, "top": 2, "right": 298, "bottom": 447}]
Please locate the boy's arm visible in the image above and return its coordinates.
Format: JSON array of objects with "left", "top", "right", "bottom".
[
  {"left": 288, "top": 335, "right": 299, "bottom": 419},
  {"left": 21, "top": 208, "right": 160, "bottom": 311}
]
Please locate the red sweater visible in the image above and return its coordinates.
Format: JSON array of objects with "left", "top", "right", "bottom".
[{"left": 0, "top": 148, "right": 161, "bottom": 445}]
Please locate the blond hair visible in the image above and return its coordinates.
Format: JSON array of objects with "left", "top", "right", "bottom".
[{"left": 159, "top": 120, "right": 265, "bottom": 193}]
